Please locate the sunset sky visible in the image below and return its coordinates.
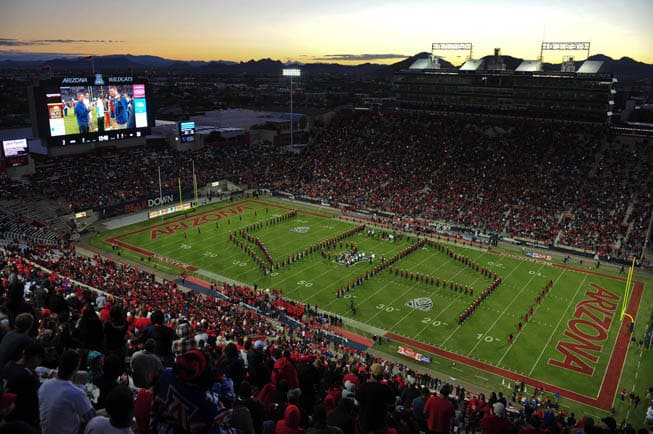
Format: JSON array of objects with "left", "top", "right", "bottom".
[{"left": 1, "top": 0, "right": 652, "bottom": 64}]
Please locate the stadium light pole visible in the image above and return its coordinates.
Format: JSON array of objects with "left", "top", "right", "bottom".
[{"left": 282, "top": 68, "right": 301, "bottom": 146}]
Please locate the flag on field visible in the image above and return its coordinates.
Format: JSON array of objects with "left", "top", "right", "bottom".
[{"left": 397, "top": 346, "right": 431, "bottom": 363}]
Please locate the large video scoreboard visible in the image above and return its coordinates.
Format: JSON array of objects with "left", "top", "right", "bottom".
[{"left": 31, "top": 74, "right": 154, "bottom": 146}]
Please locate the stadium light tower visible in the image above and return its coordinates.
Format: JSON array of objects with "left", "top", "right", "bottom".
[{"left": 282, "top": 68, "right": 301, "bottom": 146}]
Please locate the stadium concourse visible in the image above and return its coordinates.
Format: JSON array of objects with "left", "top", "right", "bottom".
[{"left": 0, "top": 110, "right": 651, "bottom": 433}]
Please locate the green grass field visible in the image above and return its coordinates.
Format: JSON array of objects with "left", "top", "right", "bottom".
[{"left": 91, "top": 198, "right": 653, "bottom": 427}]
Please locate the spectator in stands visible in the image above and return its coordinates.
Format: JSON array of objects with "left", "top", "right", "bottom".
[
  {"left": 130, "top": 337, "right": 164, "bottom": 388},
  {"left": 326, "top": 397, "right": 356, "bottom": 434},
  {"left": 356, "top": 363, "right": 395, "bottom": 434},
  {"left": 151, "top": 349, "right": 241, "bottom": 433},
  {"left": 480, "top": 402, "right": 515, "bottom": 434},
  {"left": 247, "top": 340, "right": 272, "bottom": 390},
  {"left": 38, "top": 349, "right": 96, "bottom": 434},
  {"left": 272, "top": 347, "right": 299, "bottom": 390},
  {"left": 83, "top": 384, "right": 134, "bottom": 434},
  {"left": 73, "top": 304, "right": 104, "bottom": 352},
  {"left": 276, "top": 403, "right": 305, "bottom": 434},
  {"left": 306, "top": 405, "right": 344, "bottom": 434},
  {"left": 103, "top": 304, "right": 128, "bottom": 360},
  {"left": 234, "top": 381, "right": 266, "bottom": 434},
  {"left": 0, "top": 312, "right": 35, "bottom": 366},
  {"left": 0, "top": 342, "right": 44, "bottom": 428},
  {"left": 222, "top": 341, "right": 246, "bottom": 393},
  {"left": 46, "top": 286, "right": 69, "bottom": 319},
  {"left": 424, "top": 384, "right": 455, "bottom": 434},
  {"left": 172, "top": 321, "right": 196, "bottom": 357},
  {"left": 142, "top": 310, "right": 176, "bottom": 366},
  {"left": 400, "top": 374, "right": 420, "bottom": 408},
  {"left": 3, "top": 281, "right": 35, "bottom": 327},
  {"left": 517, "top": 414, "right": 546, "bottom": 434},
  {"left": 411, "top": 386, "right": 430, "bottom": 432},
  {"left": 95, "top": 353, "right": 125, "bottom": 410}
]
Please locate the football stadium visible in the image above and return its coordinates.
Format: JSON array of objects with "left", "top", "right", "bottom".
[{"left": 0, "top": 39, "right": 652, "bottom": 434}]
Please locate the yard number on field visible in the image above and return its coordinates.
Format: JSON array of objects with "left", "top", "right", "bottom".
[
  {"left": 232, "top": 260, "right": 248, "bottom": 267},
  {"left": 476, "top": 333, "right": 500, "bottom": 343},
  {"left": 421, "top": 317, "right": 444, "bottom": 327},
  {"left": 376, "top": 303, "right": 399, "bottom": 312},
  {"left": 297, "top": 280, "right": 313, "bottom": 287}
]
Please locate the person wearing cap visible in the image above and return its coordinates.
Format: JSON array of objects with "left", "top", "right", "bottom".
[
  {"left": 151, "top": 349, "right": 240, "bottom": 433},
  {"left": 39, "top": 349, "right": 96, "bottom": 434},
  {"left": 0, "top": 342, "right": 44, "bottom": 428},
  {"left": 424, "top": 384, "right": 455, "bottom": 434},
  {"left": 172, "top": 321, "right": 196, "bottom": 357},
  {"left": 480, "top": 402, "right": 514, "bottom": 434},
  {"left": 356, "top": 363, "right": 395, "bottom": 434}
]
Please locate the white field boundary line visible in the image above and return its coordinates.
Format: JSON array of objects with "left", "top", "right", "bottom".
[
  {"left": 496, "top": 268, "right": 568, "bottom": 367},
  {"left": 465, "top": 263, "right": 546, "bottom": 357},
  {"left": 526, "top": 273, "right": 587, "bottom": 376}
]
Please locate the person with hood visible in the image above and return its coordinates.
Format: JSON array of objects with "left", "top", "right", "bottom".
[
  {"left": 276, "top": 404, "right": 305, "bottom": 434},
  {"left": 271, "top": 348, "right": 299, "bottom": 390},
  {"left": 172, "top": 321, "right": 196, "bottom": 357}
]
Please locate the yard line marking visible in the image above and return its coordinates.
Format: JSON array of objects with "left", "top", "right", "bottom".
[
  {"left": 465, "top": 262, "right": 544, "bottom": 357},
  {"left": 496, "top": 268, "right": 568, "bottom": 367},
  {"left": 526, "top": 274, "right": 588, "bottom": 376},
  {"left": 475, "top": 375, "right": 489, "bottom": 381}
]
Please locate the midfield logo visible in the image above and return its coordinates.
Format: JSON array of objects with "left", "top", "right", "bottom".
[
  {"left": 405, "top": 297, "right": 433, "bottom": 311},
  {"left": 291, "top": 226, "right": 310, "bottom": 233}
]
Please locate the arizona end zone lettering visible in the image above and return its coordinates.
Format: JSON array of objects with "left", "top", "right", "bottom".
[
  {"left": 150, "top": 205, "right": 252, "bottom": 240},
  {"left": 547, "top": 284, "right": 620, "bottom": 376}
]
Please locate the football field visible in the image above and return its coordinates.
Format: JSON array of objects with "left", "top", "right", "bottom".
[{"left": 92, "top": 198, "right": 651, "bottom": 415}]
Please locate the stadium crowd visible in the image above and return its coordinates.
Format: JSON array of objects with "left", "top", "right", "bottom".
[
  {"left": 9, "top": 110, "right": 650, "bottom": 264},
  {"left": 0, "top": 243, "right": 651, "bottom": 434}
]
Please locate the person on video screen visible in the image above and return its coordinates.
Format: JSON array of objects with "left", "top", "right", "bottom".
[
  {"left": 109, "top": 86, "right": 129, "bottom": 129},
  {"left": 74, "top": 92, "right": 90, "bottom": 134}
]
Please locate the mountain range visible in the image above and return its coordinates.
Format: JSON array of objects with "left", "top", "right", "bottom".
[{"left": 1, "top": 52, "right": 651, "bottom": 82}]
